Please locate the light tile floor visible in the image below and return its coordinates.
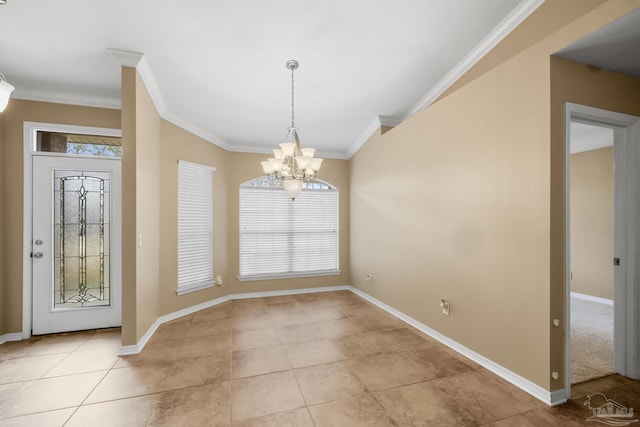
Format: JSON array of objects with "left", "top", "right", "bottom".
[{"left": 1, "top": 290, "right": 639, "bottom": 426}]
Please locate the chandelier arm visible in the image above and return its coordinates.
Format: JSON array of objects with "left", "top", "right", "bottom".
[{"left": 293, "top": 129, "right": 302, "bottom": 156}]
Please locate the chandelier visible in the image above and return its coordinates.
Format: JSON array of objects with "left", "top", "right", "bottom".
[{"left": 261, "top": 60, "right": 323, "bottom": 199}]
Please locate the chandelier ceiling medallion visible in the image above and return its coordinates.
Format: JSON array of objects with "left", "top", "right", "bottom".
[{"left": 261, "top": 60, "right": 323, "bottom": 200}]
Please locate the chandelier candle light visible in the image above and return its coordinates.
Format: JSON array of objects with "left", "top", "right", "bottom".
[{"left": 261, "top": 60, "right": 323, "bottom": 200}]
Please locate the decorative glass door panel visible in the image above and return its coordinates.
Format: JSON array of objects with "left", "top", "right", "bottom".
[
  {"left": 32, "top": 155, "right": 121, "bottom": 335},
  {"left": 54, "top": 171, "right": 111, "bottom": 309}
]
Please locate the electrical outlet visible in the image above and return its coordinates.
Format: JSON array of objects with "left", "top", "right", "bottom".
[
  {"left": 440, "top": 299, "right": 450, "bottom": 316},
  {"left": 216, "top": 275, "right": 223, "bottom": 286},
  {"left": 366, "top": 273, "right": 373, "bottom": 283}
]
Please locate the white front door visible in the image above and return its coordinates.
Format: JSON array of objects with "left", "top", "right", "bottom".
[{"left": 32, "top": 155, "right": 121, "bottom": 335}]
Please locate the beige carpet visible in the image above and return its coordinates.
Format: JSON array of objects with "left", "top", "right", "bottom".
[{"left": 571, "top": 295, "right": 614, "bottom": 384}]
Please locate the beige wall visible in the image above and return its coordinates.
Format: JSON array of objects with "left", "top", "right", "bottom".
[
  {"left": 121, "top": 67, "right": 137, "bottom": 345},
  {"left": 0, "top": 100, "right": 120, "bottom": 336},
  {"left": 134, "top": 71, "right": 161, "bottom": 342},
  {"left": 570, "top": 147, "right": 614, "bottom": 299},
  {"left": 350, "top": 0, "right": 640, "bottom": 392},
  {"left": 0, "top": 112, "right": 5, "bottom": 334},
  {"left": 351, "top": 49, "right": 552, "bottom": 389},
  {"left": 120, "top": 68, "right": 162, "bottom": 345}
]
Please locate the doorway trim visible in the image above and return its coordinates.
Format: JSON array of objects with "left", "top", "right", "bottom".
[
  {"left": 564, "top": 103, "right": 640, "bottom": 397},
  {"left": 22, "top": 121, "right": 122, "bottom": 338}
]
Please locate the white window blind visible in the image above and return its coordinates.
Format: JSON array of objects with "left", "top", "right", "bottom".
[
  {"left": 177, "top": 160, "right": 215, "bottom": 295},
  {"left": 239, "top": 182, "right": 339, "bottom": 280}
]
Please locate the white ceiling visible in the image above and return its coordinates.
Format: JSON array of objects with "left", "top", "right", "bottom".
[
  {"left": 0, "top": 0, "right": 541, "bottom": 159},
  {"left": 555, "top": 7, "right": 640, "bottom": 79}
]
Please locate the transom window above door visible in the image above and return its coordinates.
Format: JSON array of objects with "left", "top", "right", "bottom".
[{"left": 35, "top": 131, "right": 122, "bottom": 158}]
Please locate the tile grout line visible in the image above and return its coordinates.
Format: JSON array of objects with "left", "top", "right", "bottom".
[
  {"left": 0, "top": 335, "right": 95, "bottom": 423},
  {"left": 64, "top": 333, "right": 127, "bottom": 422},
  {"left": 288, "top": 298, "right": 343, "bottom": 427}
]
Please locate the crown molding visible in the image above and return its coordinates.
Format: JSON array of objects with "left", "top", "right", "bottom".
[
  {"left": 107, "top": 48, "right": 144, "bottom": 68},
  {"left": 134, "top": 54, "right": 168, "bottom": 116},
  {"left": 108, "top": 48, "right": 167, "bottom": 115},
  {"left": 347, "top": 117, "right": 383, "bottom": 159},
  {"left": 11, "top": 88, "right": 121, "bottom": 110},
  {"left": 404, "top": 0, "right": 544, "bottom": 119},
  {"left": 346, "top": 114, "right": 403, "bottom": 159},
  {"left": 317, "top": 149, "right": 350, "bottom": 160},
  {"left": 162, "top": 111, "right": 231, "bottom": 151},
  {"left": 378, "top": 115, "right": 403, "bottom": 127}
]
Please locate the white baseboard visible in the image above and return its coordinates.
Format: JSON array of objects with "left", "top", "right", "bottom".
[
  {"left": 119, "top": 294, "right": 234, "bottom": 355},
  {"left": 549, "top": 389, "right": 569, "bottom": 406},
  {"left": 570, "top": 291, "right": 614, "bottom": 306},
  {"left": 119, "top": 285, "right": 350, "bottom": 355},
  {"left": 229, "top": 285, "right": 350, "bottom": 300},
  {"left": 118, "top": 317, "right": 161, "bottom": 356},
  {"left": 0, "top": 333, "right": 23, "bottom": 346},
  {"left": 349, "top": 287, "right": 566, "bottom": 407}
]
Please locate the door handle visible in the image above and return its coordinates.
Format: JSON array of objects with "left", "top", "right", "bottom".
[{"left": 32, "top": 252, "right": 44, "bottom": 259}]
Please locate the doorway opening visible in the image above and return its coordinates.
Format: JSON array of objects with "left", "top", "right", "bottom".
[
  {"left": 569, "top": 120, "right": 614, "bottom": 384},
  {"left": 564, "top": 103, "right": 640, "bottom": 397}
]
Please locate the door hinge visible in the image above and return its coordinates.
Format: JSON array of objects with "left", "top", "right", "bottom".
[{"left": 614, "top": 257, "right": 621, "bottom": 266}]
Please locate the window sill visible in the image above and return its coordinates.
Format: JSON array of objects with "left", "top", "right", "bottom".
[
  {"left": 176, "top": 280, "right": 214, "bottom": 296},
  {"left": 238, "top": 269, "right": 341, "bottom": 282}
]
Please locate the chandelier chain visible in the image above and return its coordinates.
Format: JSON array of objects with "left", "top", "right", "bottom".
[{"left": 291, "top": 64, "right": 295, "bottom": 129}]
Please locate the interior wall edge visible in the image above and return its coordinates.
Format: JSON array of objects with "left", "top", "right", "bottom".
[{"left": 0, "top": 111, "right": 6, "bottom": 336}]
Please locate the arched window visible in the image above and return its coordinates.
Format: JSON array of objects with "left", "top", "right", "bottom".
[{"left": 239, "top": 177, "right": 339, "bottom": 280}]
